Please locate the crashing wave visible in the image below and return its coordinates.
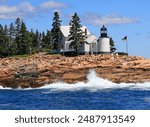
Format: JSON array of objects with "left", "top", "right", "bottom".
[
  {"left": 40, "top": 70, "right": 150, "bottom": 91},
  {"left": 1, "top": 70, "right": 150, "bottom": 91}
]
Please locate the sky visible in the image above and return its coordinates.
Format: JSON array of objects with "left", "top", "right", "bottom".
[{"left": 0, "top": 0, "right": 150, "bottom": 58}]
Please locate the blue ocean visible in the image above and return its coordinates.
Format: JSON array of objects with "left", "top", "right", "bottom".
[{"left": 0, "top": 71, "right": 150, "bottom": 110}]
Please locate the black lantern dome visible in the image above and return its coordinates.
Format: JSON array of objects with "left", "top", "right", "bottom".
[{"left": 100, "top": 25, "right": 107, "bottom": 37}]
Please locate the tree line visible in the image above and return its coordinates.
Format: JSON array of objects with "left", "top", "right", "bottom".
[{"left": 0, "top": 18, "right": 52, "bottom": 57}]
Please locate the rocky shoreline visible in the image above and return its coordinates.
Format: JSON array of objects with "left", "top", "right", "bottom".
[{"left": 0, "top": 53, "right": 150, "bottom": 88}]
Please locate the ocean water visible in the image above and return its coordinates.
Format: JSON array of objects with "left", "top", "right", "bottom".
[{"left": 0, "top": 70, "right": 150, "bottom": 110}]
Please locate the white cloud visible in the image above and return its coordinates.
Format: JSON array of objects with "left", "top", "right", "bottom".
[
  {"left": 40, "top": 1, "right": 67, "bottom": 9},
  {"left": 0, "top": 1, "right": 67, "bottom": 19},
  {"left": 0, "top": 14, "right": 17, "bottom": 19},
  {"left": 84, "top": 13, "right": 140, "bottom": 25},
  {"left": 0, "top": 2, "right": 35, "bottom": 19},
  {"left": 0, "top": 5, "right": 17, "bottom": 14},
  {"left": 18, "top": 2, "right": 35, "bottom": 13}
]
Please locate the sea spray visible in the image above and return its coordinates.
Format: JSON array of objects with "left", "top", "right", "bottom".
[
  {"left": 0, "top": 86, "right": 3, "bottom": 89},
  {"left": 0, "top": 70, "right": 150, "bottom": 91},
  {"left": 0, "top": 86, "right": 11, "bottom": 90},
  {"left": 40, "top": 70, "right": 150, "bottom": 91}
]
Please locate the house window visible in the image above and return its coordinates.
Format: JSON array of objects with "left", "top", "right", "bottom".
[
  {"left": 91, "top": 43, "right": 96, "bottom": 50},
  {"left": 69, "top": 44, "right": 72, "bottom": 49}
]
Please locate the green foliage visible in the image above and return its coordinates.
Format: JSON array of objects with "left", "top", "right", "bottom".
[
  {"left": 14, "top": 18, "right": 22, "bottom": 54},
  {"left": 68, "top": 13, "right": 85, "bottom": 55},
  {"left": 0, "top": 18, "right": 52, "bottom": 57},
  {"left": 51, "top": 12, "right": 62, "bottom": 53},
  {"left": 19, "top": 22, "right": 32, "bottom": 54},
  {"left": 0, "top": 25, "right": 9, "bottom": 57},
  {"left": 110, "top": 37, "right": 116, "bottom": 53},
  {"left": 45, "top": 30, "right": 52, "bottom": 49}
]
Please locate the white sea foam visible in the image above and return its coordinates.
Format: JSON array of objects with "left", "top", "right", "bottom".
[
  {"left": 0, "top": 70, "right": 150, "bottom": 91},
  {"left": 0, "top": 86, "right": 3, "bottom": 89},
  {"left": 0, "top": 86, "right": 11, "bottom": 90},
  {"left": 40, "top": 70, "right": 150, "bottom": 91}
]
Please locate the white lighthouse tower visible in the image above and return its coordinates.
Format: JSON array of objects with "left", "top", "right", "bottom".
[{"left": 97, "top": 25, "right": 110, "bottom": 54}]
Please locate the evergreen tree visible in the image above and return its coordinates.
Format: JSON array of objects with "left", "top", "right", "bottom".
[
  {"left": 110, "top": 37, "right": 116, "bottom": 53},
  {"left": 41, "top": 32, "right": 46, "bottom": 48},
  {"left": 20, "top": 21, "right": 31, "bottom": 54},
  {"left": 38, "top": 32, "right": 42, "bottom": 48},
  {"left": 9, "top": 23, "right": 15, "bottom": 44},
  {"left": 28, "top": 29, "right": 38, "bottom": 53},
  {"left": 14, "top": 17, "right": 22, "bottom": 54},
  {"left": 8, "top": 22, "right": 18, "bottom": 55},
  {"left": 51, "top": 12, "right": 61, "bottom": 53},
  {"left": 45, "top": 30, "right": 52, "bottom": 49},
  {"left": 29, "top": 29, "right": 35, "bottom": 48},
  {"left": 34, "top": 30, "right": 40, "bottom": 48},
  {"left": 4, "top": 25, "right": 9, "bottom": 36},
  {"left": 0, "top": 25, "right": 9, "bottom": 57},
  {"left": 68, "top": 13, "right": 85, "bottom": 55}
]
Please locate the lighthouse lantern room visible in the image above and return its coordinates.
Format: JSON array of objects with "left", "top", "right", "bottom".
[
  {"left": 97, "top": 25, "right": 111, "bottom": 54},
  {"left": 101, "top": 25, "right": 107, "bottom": 37}
]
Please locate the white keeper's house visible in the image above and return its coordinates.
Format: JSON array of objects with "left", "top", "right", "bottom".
[{"left": 59, "top": 25, "right": 111, "bottom": 55}]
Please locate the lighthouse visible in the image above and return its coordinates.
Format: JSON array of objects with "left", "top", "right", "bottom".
[{"left": 97, "top": 25, "right": 110, "bottom": 54}]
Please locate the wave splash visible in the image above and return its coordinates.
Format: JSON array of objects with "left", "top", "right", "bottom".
[
  {"left": 0, "top": 70, "right": 150, "bottom": 91},
  {"left": 40, "top": 70, "right": 150, "bottom": 91}
]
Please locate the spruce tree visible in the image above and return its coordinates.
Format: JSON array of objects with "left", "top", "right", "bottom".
[
  {"left": 51, "top": 12, "right": 61, "bottom": 53},
  {"left": 29, "top": 29, "right": 35, "bottom": 51},
  {"left": 36, "top": 30, "right": 39, "bottom": 47},
  {"left": 68, "top": 13, "right": 85, "bottom": 55},
  {"left": 9, "top": 23, "right": 15, "bottom": 42},
  {"left": 41, "top": 32, "right": 46, "bottom": 48},
  {"left": 45, "top": 30, "right": 52, "bottom": 49},
  {"left": 8, "top": 22, "right": 18, "bottom": 55},
  {"left": 14, "top": 18, "right": 22, "bottom": 54},
  {"left": 110, "top": 37, "right": 116, "bottom": 53},
  {"left": 4, "top": 25, "right": 8, "bottom": 36},
  {"left": 0, "top": 25, "right": 9, "bottom": 57},
  {"left": 38, "top": 33, "right": 42, "bottom": 48},
  {"left": 20, "top": 21, "right": 31, "bottom": 54},
  {"left": 9, "top": 23, "right": 15, "bottom": 45}
]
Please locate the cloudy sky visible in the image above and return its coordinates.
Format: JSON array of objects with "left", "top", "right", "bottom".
[{"left": 0, "top": 0, "right": 150, "bottom": 58}]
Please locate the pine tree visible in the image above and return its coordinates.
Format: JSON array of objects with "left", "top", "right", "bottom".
[
  {"left": 14, "top": 17, "right": 22, "bottom": 54},
  {"left": 29, "top": 29, "right": 35, "bottom": 49},
  {"left": 8, "top": 22, "right": 18, "bottom": 55},
  {"left": 34, "top": 30, "right": 39, "bottom": 48},
  {"left": 4, "top": 25, "right": 9, "bottom": 36},
  {"left": 0, "top": 25, "right": 9, "bottom": 57},
  {"left": 51, "top": 12, "right": 61, "bottom": 53},
  {"left": 41, "top": 32, "right": 46, "bottom": 48},
  {"left": 4, "top": 25, "right": 10, "bottom": 55},
  {"left": 45, "top": 30, "right": 52, "bottom": 49},
  {"left": 110, "top": 37, "right": 116, "bottom": 53},
  {"left": 38, "top": 32, "right": 42, "bottom": 48},
  {"left": 68, "top": 13, "right": 85, "bottom": 55},
  {"left": 9, "top": 23, "right": 15, "bottom": 45},
  {"left": 20, "top": 21, "right": 31, "bottom": 54}
]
